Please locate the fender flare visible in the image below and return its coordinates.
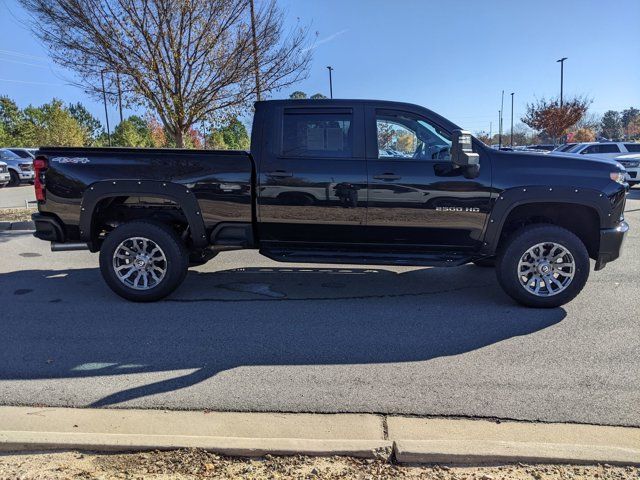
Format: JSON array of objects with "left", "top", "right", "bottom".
[
  {"left": 480, "top": 186, "right": 611, "bottom": 255},
  {"left": 79, "top": 180, "right": 208, "bottom": 248}
]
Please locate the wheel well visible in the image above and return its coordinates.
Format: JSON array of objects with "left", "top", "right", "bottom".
[
  {"left": 91, "top": 195, "right": 190, "bottom": 244},
  {"left": 497, "top": 202, "right": 600, "bottom": 259}
]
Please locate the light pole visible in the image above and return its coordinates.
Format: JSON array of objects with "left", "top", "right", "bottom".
[
  {"left": 327, "top": 66, "right": 334, "bottom": 99},
  {"left": 100, "top": 70, "right": 111, "bottom": 147},
  {"left": 498, "top": 90, "right": 504, "bottom": 148},
  {"left": 116, "top": 72, "right": 124, "bottom": 123},
  {"left": 510, "top": 92, "right": 514, "bottom": 147},
  {"left": 557, "top": 57, "right": 567, "bottom": 107}
]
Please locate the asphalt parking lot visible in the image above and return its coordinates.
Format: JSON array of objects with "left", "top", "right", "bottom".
[
  {"left": 0, "top": 185, "right": 36, "bottom": 209},
  {"left": 0, "top": 189, "right": 638, "bottom": 427}
]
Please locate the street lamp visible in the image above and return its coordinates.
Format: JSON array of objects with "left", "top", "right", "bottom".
[
  {"left": 498, "top": 90, "right": 504, "bottom": 148},
  {"left": 327, "top": 66, "right": 334, "bottom": 99},
  {"left": 556, "top": 57, "right": 567, "bottom": 107},
  {"left": 510, "top": 92, "right": 514, "bottom": 147}
]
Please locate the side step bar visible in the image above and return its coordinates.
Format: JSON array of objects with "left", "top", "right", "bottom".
[
  {"left": 260, "top": 248, "right": 473, "bottom": 268},
  {"left": 51, "top": 242, "right": 90, "bottom": 252}
]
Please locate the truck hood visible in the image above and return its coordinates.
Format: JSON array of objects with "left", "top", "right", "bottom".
[{"left": 541, "top": 151, "right": 624, "bottom": 169}]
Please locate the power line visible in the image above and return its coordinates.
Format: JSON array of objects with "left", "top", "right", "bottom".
[
  {"left": 0, "top": 48, "right": 50, "bottom": 61},
  {"left": 0, "top": 77, "right": 65, "bottom": 86}
]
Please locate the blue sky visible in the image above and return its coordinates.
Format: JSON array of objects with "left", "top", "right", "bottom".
[{"left": 1, "top": 0, "right": 639, "bottom": 134}]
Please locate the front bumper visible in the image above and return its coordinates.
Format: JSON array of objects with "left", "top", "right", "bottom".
[
  {"left": 595, "top": 221, "right": 629, "bottom": 271},
  {"left": 18, "top": 171, "right": 35, "bottom": 180},
  {"left": 0, "top": 172, "right": 9, "bottom": 184}
]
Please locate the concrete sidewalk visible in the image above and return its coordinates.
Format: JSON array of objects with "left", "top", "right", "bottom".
[{"left": 0, "top": 407, "right": 638, "bottom": 465}]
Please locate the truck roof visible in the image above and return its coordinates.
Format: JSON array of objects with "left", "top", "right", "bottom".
[{"left": 255, "top": 99, "right": 461, "bottom": 131}]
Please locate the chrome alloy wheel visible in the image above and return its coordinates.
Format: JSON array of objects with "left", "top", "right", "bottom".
[
  {"left": 517, "top": 242, "right": 575, "bottom": 297},
  {"left": 112, "top": 237, "right": 167, "bottom": 290}
]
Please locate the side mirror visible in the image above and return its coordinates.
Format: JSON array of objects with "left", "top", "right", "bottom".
[{"left": 451, "top": 129, "right": 480, "bottom": 168}]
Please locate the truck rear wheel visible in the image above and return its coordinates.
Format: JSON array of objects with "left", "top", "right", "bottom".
[
  {"left": 496, "top": 224, "right": 590, "bottom": 308},
  {"left": 99, "top": 220, "right": 188, "bottom": 302}
]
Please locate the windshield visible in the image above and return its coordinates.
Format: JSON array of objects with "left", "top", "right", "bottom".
[
  {"left": 566, "top": 144, "right": 584, "bottom": 153},
  {"left": 0, "top": 149, "right": 21, "bottom": 160}
]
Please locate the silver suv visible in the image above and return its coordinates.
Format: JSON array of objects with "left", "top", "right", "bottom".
[{"left": 0, "top": 148, "right": 35, "bottom": 186}]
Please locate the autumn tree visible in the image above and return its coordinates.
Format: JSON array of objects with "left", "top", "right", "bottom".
[
  {"left": 600, "top": 110, "right": 623, "bottom": 140},
  {"left": 571, "top": 128, "right": 596, "bottom": 143},
  {"left": 621, "top": 108, "right": 640, "bottom": 139},
  {"left": 475, "top": 131, "right": 491, "bottom": 145},
  {"left": 21, "top": 0, "right": 312, "bottom": 147},
  {"left": 521, "top": 96, "right": 590, "bottom": 142}
]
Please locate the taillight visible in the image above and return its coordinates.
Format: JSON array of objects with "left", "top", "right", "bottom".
[{"left": 34, "top": 156, "right": 48, "bottom": 201}]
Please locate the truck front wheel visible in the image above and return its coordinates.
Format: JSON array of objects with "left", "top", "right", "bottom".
[
  {"left": 496, "top": 224, "right": 590, "bottom": 308},
  {"left": 99, "top": 220, "right": 189, "bottom": 302}
]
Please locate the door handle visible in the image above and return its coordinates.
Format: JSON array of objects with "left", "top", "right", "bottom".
[
  {"left": 373, "top": 173, "right": 401, "bottom": 181},
  {"left": 266, "top": 171, "right": 293, "bottom": 178}
]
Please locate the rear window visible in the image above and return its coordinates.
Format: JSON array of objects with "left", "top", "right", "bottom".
[
  {"left": 624, "top": 143, "right": 640, "bottom": 153},
  {"left": 282, "top": 110, "right": 353, "bottom": 158}
]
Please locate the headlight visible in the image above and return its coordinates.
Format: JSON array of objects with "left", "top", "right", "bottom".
[{"left": 610, "top": 171, "right": 626, "bottom": 184}]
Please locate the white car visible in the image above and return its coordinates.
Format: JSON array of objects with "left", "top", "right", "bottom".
[
  {"left": 0, "top": 148, "right": 35, "bottom": 186},
  {"left": 564, "top": 142, "right": 640, "bottom": 185},
  {"left": 565, "top": 141, "right": 640, "bottom": 158},
  {"left": 0, "top": 161, "right": 10, "bottom": 188}
]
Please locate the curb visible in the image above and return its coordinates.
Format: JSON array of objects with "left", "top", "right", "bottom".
[
  {"left": 394, "top": 439, "right": 640, "bottom": 466},
  {"left": 0, "top": 221, "right": 34, "bottom": 231},
  {"left": 0, "top": 432, "right": 393, "bottom": 460},
  {"left": 0, "top": 407, "right": 638, "bottom": 465}
]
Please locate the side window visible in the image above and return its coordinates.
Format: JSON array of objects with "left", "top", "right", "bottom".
[
  {"left": 581, "top": 145, "right": 598, "bottom": 154},
  {"left": 375, "top": 110, "right": 451, "bottom": 160},
  {"left": 282, "top": 111, "right": 353, "bottom": 158},
  {"left": 599, "top": 144, "right": 621, "bottom": 153},
  {"left": 625, "top": 144, "right": 640, "bottom": 153},
  {"left": 376, "top": 120, "right": 418, "bottom": 158}
]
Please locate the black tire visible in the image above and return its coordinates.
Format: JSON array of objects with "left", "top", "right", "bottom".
[
  {"left": 496, "top": 224, "right": 590, "bottom": 308},
  {"left": 99, "top": 220, "right": 188, "bottom": 302},
  {"left": 472, "top": 257, "right": 496, "bottom": 268},
  {"left": 8, "top": 170, "right": 20, "bottom": 187}
]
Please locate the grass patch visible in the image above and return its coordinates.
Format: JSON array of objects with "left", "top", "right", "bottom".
[{"left": 0, "top": 207, "right": 36, "bottom": 222}]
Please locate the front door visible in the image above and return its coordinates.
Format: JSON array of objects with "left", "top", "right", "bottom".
[
  {"left": 257, "top": 105, "right": 367, "bottom": 245},
  {"left": 365, "top": 106, "right": 491, "bottom": 250}
]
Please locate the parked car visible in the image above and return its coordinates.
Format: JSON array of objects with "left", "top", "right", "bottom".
[
  {"left": 554, "top": 143, "right": 577, "bottom": 152},
  {"left": 615, "top": 154, "right": 640, "bottom": 186},
  {"left": 564, "top": 142, "right": 640, "bottom": 158},
  {"left": 526, "top": 144, "right": 556, "bottom": 151},
  {"left": 0, "top": 148, "right": 35, "bottom": 186},
  {"left": 0, "top": 161, "right": 10, "bottom": 188},
  {"left": 31, "top": 99, "right": 628, "bottom": 308},
  {"left": 7, "top": 147, "right": 38, "bottom": 159}
]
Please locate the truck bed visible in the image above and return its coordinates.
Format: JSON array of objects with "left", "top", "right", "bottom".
[{"left": 35, "top": 146, "right": 254, "bottom": 244}]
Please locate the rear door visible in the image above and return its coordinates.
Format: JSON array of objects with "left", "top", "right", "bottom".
[
  {"left": 365, "top": 105, "right": 492, "bottom": 249},
  {"left": 256, "top": 104, "right": 367, "bottom": 245}
]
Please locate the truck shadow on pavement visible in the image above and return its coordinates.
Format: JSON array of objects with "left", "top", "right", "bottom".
[{"left": 0, "top": 265, "right": 566, "bottom": 407}]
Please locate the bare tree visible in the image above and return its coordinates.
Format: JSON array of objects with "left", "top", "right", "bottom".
[
  {"left": 20, "top": 0, "right": 312, "bottom": 147},
  {"left": 521, "top": 96, "right": 590, "bottom": 143}
]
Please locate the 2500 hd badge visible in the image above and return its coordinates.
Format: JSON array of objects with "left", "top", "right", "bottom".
[{"left": 435, "top": 206, "right": 481, "bottom": 212}]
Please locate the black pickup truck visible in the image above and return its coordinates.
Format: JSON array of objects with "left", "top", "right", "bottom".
[{"left": 31, "top": 99, "right": 629, "bottom": 307}]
